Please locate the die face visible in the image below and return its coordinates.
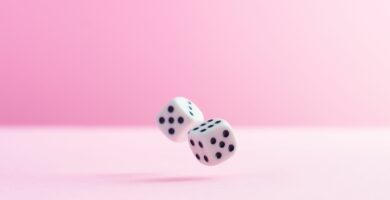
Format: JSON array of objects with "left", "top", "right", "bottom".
[
  {"left": 157, "top": 97, "right": 204, "bottom": 142},
  {"left": 173, "top": 97, "right": 204, "bottom": 121},
  {"left": 188, "top": 119, "right": 237, "bottom": 166}
]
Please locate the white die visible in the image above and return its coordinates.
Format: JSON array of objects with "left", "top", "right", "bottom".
[
  {"left": 188, "top": 119, "right": 237, "bottom": 166},
  {"left": 156, "top": 97, "right": 204, "bottom": 142}
]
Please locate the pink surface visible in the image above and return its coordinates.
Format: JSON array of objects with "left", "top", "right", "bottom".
[
  {"left": 1, "top": 127, "right": 390, "bottom": 199},
  {"left": 1, "top": 0, "right": 390, "bottom": 126}
]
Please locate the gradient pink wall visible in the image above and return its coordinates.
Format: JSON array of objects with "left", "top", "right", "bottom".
[{"left": 1, "top": 0, "right": 390, "bottom": 126}]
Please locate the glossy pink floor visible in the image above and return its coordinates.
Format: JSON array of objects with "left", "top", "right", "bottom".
[{"left": 1, "top": 127, "right": 389, "bottom": 200}]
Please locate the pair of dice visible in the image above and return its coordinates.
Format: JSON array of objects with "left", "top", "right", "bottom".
[{"left": 156, "top": 97, "right": 237, "bottom": 166}]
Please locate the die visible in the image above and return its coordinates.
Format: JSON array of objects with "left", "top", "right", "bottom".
[
  {"left": 156, "top": 97, "right": 204, "bottom": 142},
  {"left": 188, "top": 119, "right": 237, "bottom": 166}
]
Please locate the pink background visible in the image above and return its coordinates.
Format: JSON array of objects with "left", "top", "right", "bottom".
[{"left": 1, "top": 0, "right": 390, "bottom": 126}]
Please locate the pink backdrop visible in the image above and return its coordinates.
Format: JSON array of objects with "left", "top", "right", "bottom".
[{"left": 1, "top": 0, "right": 389, "bottom": 126}]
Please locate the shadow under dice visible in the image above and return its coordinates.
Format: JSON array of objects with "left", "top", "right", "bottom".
[
  {"left": 157, "top": 97, "right": 204, "bottom": 142},
  {"left": 188, "top": 119, "right": 237, "bottom": 166}
]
